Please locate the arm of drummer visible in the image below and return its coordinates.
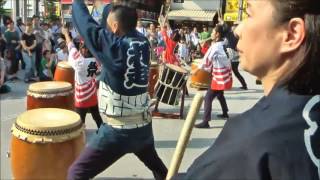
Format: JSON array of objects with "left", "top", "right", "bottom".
[
  {"left": 62, "top": 27, "right": 72, "bottom": 45},
  {"left": 72, "top": 0, "right": 116, "bottom": 66},
  {"left": 61, "top": 27, "right": 78, "bottom": 67}
]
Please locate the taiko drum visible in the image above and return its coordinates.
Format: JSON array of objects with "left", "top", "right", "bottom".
[
  {"left": 27, "top": 81, "right": 74, "bottom": 110},
  {"left": 54, "top": 61, "right": 74, "bottom": 86},
  {"left": 190, "top": 59, "right": 211, "bottom": 89},
  {"left": 11, "top": 108, "right": 85, "bottom": 179}
]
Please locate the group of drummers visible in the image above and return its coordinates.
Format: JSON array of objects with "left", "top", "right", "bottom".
[{"left": 9, "top": 0, "right": 320, "bottom": 180}]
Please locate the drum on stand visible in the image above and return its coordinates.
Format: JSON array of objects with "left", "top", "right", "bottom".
[
  {"left": 54, "top": 61, "right": 74, "bottom": 86},
  {"left": 148, "top": 62, "right": 159, "bottom": 98},
  {"left": 190, "top": 59, "right": 211, "bottom": 90},
  {"left": 11, "top": 108, "right": 85, "bottom": 179},
  {"left": 155, "top": 64, "right": 188, "bottom": 105},
  {"left": 27, "top": 81, "right": 74, "bottom": 110}
]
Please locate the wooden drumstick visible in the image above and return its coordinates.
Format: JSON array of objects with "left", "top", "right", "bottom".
[{"left": 166, "top": 92, "right": 204, "bottom": 180}]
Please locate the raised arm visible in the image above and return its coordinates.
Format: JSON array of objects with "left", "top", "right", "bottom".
[
  {"left": 72, "top": 0, "right": 116, "bottom": 63},
  {"left": 72, "top": 0, "right": 105, "bottom": 60}
]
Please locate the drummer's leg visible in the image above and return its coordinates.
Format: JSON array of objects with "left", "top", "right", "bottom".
[
  {"left": 67, "top": 146, "right": 124, "bottom": 180},
  {"left": 67, "top": 125, "right": 126, "bottom": 180},
  {"left": 217, "top": 90, "right": 229, "bottom": 117},
  {"left": 203, "top": 89, "right": 218, "bottom": 122},
  {"left": 89, "top": 105, "right": 103, "bottom": 128},
  {"left": 195, "top": 89, "right": 217, "bottom": 128},
  {"left": 75, "top": 107, "right": 88, "bottom": 124},
  {"left": 134, "top": 142, "right": 168, "bottom": 180}
]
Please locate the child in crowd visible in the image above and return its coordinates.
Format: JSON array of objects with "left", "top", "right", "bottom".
[
  {"left": 178, "top": 37, "right": 189, "bottom": 63},
  {"left": 3, "top": 48, "right": 18, "bottom": 80},
  {"left": 39, "top": 50, "right": 56, "bottom": 81},
  {"left": 56, "top": 38, "right": 68, "bottom": 62}
]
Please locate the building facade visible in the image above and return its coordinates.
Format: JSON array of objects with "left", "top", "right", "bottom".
[{"left": 168, "top": 0, "right": 222, "bottom": 29}]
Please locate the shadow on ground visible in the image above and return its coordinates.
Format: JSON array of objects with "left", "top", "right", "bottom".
[{"left": 155, "top": 137, "right": 215, "bottom": 149}]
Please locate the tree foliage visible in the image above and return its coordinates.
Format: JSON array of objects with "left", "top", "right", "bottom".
[
  {"left": 43, "top": 0, "right": 60, "bottom": 22},
  {"left": 0, "top": 0, "right": 10, "bottom": 16}
]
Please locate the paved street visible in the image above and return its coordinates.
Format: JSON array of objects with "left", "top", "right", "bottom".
[{"left": 1, "top": 69, "right": 263, "bottom": 179}]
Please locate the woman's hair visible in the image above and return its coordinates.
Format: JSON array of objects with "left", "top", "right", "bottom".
[
  {"left": 271, "top": 0, "right": 320, "bottom": 94},
  {"left": 42, "top": 50, "right": 51, "bottom": 57},
  {"left": 171, "top": 29, "right": 181, "bottom": 42},
  {"left": 214, "top": 24, "right": 225, "bottom": 41}
]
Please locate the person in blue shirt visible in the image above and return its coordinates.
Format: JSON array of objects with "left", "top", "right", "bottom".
[{"left": 68, "top": 1, "right": 167, "bottom": 180}]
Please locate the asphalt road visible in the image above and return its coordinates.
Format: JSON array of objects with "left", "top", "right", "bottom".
[{"left": 1, "top": 69, "right": 263, "bottom": 179}]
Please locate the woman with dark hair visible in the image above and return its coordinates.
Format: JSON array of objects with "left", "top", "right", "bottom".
[
  {"left": 178, "top": 0, "right": 320, "bottom": 179},
  {"left": 193, "top": 24, "right": 232, "bottom": 128}
]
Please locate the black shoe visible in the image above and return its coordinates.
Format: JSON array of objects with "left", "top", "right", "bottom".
[
  {"left": 217, "top": 114, "right": 229, "bottom": 119},
  {"left": 256, "top": 80, "right": 262, "bottom": 85},
  {"left": 194, "top": 122, "right": 210, "bottom": 128},
  {"left": 240, "top": 86, "right": 248, "bottom": 90}
]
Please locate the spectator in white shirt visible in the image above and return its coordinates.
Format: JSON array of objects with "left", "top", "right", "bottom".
[
  {"left": 136, "top": 20, "right": 147, "bottom": 36},
  {"left": 42, "top": 22, "right": 53, "bottom": 52},
  {"left": 178, "top": 37, "right": 189, "bottom": 62},
  {"left": 56, "top": 38, "right": 68, "bottom": 62},
  {"left": 190, "top": 27, "right": 200, "bottom": 49}
]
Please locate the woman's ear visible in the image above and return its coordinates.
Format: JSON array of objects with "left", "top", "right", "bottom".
[{"left": 279, "top": 18, "right": 306, "bottom": 54}]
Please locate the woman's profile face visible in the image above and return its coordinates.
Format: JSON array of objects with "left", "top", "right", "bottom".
[{"left": 235, "top": 0, "right": 283, "bottom": 78}]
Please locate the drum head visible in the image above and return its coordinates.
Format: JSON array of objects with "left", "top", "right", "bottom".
[
  {"left": 12, "top": 108, "right": 83, "bottom": 143},
  {"left": 166, "top": 64, "right": 187, "bottom": 74},
  {"left": 57, "top": 61, "right": 72, "bottom": 68},
  {"left": 28, "top": 81, "right": 72, "bottom": 94}
]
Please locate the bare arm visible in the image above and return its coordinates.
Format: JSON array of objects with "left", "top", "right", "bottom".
[
  {"left": 29, "top": 40, "right": 37, "bottom": 50},
  {"left": 20, "top": 40, "right": 28, "bottom": 50},
  {"left": 61, "top": 27, "right": 72, "bottom": 44}
]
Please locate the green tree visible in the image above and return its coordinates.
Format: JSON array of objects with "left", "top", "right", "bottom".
[
  {"left": 44, "top": 0, "right": 60, "bottom": 22},
  {"left": 0, "top": 0, "right": 9, "bottom": 16}
]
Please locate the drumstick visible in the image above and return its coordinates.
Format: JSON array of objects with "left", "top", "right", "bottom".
[{"left": 166, "top": 92, "right": 204, "bottom": 180}]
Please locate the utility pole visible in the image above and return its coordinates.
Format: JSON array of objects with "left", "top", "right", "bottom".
[
  {"left": 12, "top": 0, "right": 17, "bottom": 22},
  {"left": 238, "top": 0, "right": 244, "bottom": 21}
]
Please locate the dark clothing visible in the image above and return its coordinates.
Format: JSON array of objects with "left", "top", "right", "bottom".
[
  {"left": 231, "top": 61, "right": 247, "bottom": 88},
  {"left": 203, "top": 89, "right": 228, "bottom": 122},
  {"left": 67, "top": 123, "right": 167, "bottom": 180},
  {"left": 35, "top": 43, "right": 43, "bottom": 76},
  {"left": 72, "top": 1, "right": 150, "bottom": 96},
  {"left": 0, "top": 38, "right": 6, "bottom": 58},
  {"left": 181, "top": 86, "right": 320, "bottom": 180},
  {"left": 21, "top": 33, "right": 36, "bottom": 51},
  {"left": 224, "top": 30, "right": 238, "bottom": 50},
  {"left": 4, "top": 30, "right": 19, "bottom": 48},
  {"left": 75, "top": 105, "right": 103, "bottom": 128}
]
